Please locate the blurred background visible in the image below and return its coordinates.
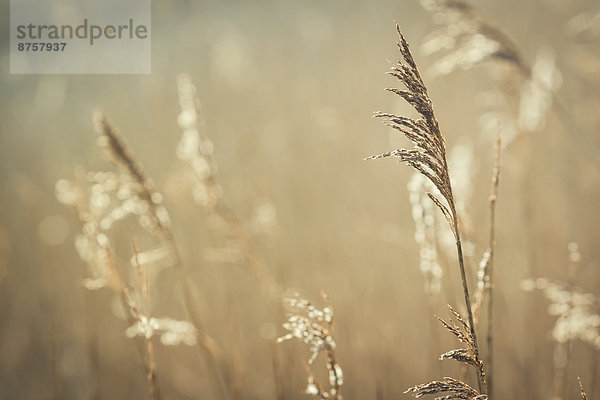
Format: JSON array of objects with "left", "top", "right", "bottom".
[{"left": 1, "top": 0, "right": 600, "bottom": 399}]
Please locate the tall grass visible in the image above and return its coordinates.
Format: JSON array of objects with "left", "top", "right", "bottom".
[{"left": 3, "top": 2, "right": 596, "bottom": 400}]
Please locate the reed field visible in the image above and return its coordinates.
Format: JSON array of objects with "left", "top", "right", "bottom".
[{"left": 1, "top": 0, "right": 600, "bottom": 399}]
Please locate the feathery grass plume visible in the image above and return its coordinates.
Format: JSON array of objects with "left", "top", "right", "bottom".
[
  {"left": 578, "top": 377, "right": 588, "bottom": 400},
  {"left": 278, "top": 292, "right": 343, "bottom": 400},
  {"left": 94, "top": 112, "right": 172, "bottom": 239},
  {"left": 420, "top": 0, "right": 600, "bottom": 171},
  {"left": 59, "top": 113, "right": 231, "bottom": 400},
  {"left": 56, "top": 181, "right": 168, "bottom": 399},
  {"left": 367, "top": 25, "right": 485, "bottom": 393},
  {"left": 176, "top": 74, "right": 281, "bottom": 302}
]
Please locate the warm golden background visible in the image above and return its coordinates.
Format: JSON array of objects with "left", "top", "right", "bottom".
[{"left": 1, "top": 0, "right": 600, "bottom": 399}]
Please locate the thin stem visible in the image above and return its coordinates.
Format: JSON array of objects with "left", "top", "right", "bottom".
[
  {"left": 133, "top": 238, "right": 161, "bottom": 400},
  {"left": 95, "top": 113, "right": 231, "bottom": 400},
  {"left": 454, "top": 228, "right": 485, "bottom": 395},
  {"left": 486, "top": 136, "right": 501, "bottom": 398}
]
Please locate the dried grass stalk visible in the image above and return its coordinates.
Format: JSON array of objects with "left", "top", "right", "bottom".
[
  {"left": 132, "top": 238, "right": 161, "bottom": 400},
  {"left": 56, "top": 180, "right": 163, "bottom": 399},
  {"left": 61, "top": 112, "right": 231, "bottom": 400},
  {"left": 367, "top": 25, "right": 485, "bottom": 393}
]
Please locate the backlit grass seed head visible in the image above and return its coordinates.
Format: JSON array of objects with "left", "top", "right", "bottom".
[
  {"left": 278, "top": 296, "right": 335, "bottom": 364},
  {"left": 278, "top": 293, "right": 343, "bottom": 399},
  {"left": 94, "top": 112, "right": 172, "bottom": 238},
  {"left": 366, "top": 25, "right": 458, "bottom": 239},
  {"left": 369, "top": 25, "right": 485, "bottom": 394}
]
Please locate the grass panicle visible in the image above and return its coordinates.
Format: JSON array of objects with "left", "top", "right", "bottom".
[
  {"left": 59, "top": 112, "right": 231, "bottom": 400},
  {"left": 367, "top": 25, "right": 485, "bottom": 393}
]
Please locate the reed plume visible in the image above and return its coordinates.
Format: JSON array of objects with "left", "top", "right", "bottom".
[
  {"left": 58, "top": 113, "right": 231, "bottom": 400},
  {"left": 366, "top": 25, "right": 485, "bottom": 393}
]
